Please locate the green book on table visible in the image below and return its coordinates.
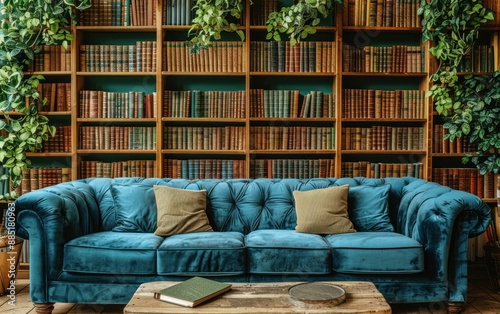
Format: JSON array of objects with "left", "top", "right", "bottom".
[{"left": 153, "top": 277, "right": 232, "bottom": 307}]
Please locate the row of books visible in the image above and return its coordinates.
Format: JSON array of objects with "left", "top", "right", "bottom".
[
  {"left": 80, "top": 41, "right": 157, "bottom": 72},
  {"left": 79, "top": 126, "right": 156, "bottom": 150},
  {"left": 163, "top": 0, "right": 192, "bottom": 25},
  {"left": 80, "top": 160, "right": 157, "bottom": 178},
  {"left": 432, "top": 168, "right": 496, "bottom": 199},
  {"left": 250, "top": 0, "right": 278, "bottom": 26},
  {"left": 250, "top": 90, "right": 336, "bottom": 119},
  {"left": 163, "top": 126, "right": 246, "bottom": 150},
  {"left": 81, "top": 0, "right": 157, "bottom": 26},
  {"left": 343, "top": 0, "right": 421, "bottom": 27},
  {"left": 163, "top": 159, "right": 245, "bottom": 179},
  {"left": 32, "top": 83, "right": 71, "bottom": 112},
  {"left": 250, "top": 159, "right": 335, "bottom": 179},
  {"left": 27, "top": 45, "right": 71, "bottom": 72},
  {"left": 342, "top": 45, "right": 425, "bottom": 73},
  {"left": 484, "top": 0, "right": 500, "bottom": 27},
  {"left": 163, "top": 41, "right": 244, "bottom": 72},
  {"left": 433, "top": 125, "right": 478, "bottom": 154},
  {"left": 342, "top": 126, "right": 424, "bottom": 150},
  {"left": 250, "top": 41, "right": 336, "bottom": 73},
  {"left": 341, "top": 161, "right": 424, "bottom": 178},
  {"left": 458, "top": 45, "right": 495, "bottom": 73},
  {"left": 163, "top": 90, "right": 246, "bottom": 118},
  {"left": 20, "top": 167, "right": 71, "bottom": 196},
  {"left": 250, "top": 126, "right": 335, "bottom": 150},
  {"left": 342, "top": 89, "right": 426, "bottom": 119},
  {"left": 41, "top": 126, "right": 71, "bottom": 153},
  {"left": 79, "top": 90, "right": 157, "bottom": 118}
]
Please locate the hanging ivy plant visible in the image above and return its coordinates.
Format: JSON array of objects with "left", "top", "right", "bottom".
[
  {"left": 188, "top": 0, "right": 247, "bottom": 53},
  {"left": 419, "top": 0, "right": 494, "bottom": 116},
  {"left": 0, "top": 0, "right": 90, "bottom": 199},
  {"left": 189, "top": 0, "right": 343, "bottom": 52},
  {"left": 266, "top": 0, "right": 342, "bottom": 46},
  {"left": 419, "top": 0, "right": 498, "bottom": 175}
]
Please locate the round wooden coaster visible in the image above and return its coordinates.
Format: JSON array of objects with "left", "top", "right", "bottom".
[{"left": 288, "top": 283, "right": 346, "bottom": 305}]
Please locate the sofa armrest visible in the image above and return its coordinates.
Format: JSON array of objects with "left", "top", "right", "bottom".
[
  {"left": 13, "top": 181, "right": 100, "bottom": 283},
  {"left": 397, "top": 180, "right": 490, "bottom": 302}
]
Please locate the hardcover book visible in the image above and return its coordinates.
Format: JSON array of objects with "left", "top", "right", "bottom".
[{"left": 153, "top": 277, "right": 232, "bottom": 307}]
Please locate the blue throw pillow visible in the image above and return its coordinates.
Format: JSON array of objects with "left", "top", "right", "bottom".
[
  {"left": 111, "top": 183, "right": 157, "bottom": 232},
  {"left": 347, "top": 185, "right": 394, "bottom": 232}
]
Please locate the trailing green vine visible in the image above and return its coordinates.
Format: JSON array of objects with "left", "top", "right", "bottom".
[
  {"left": 266, "top": 0, "right": 342, "bottom": 46},
  {"left": 0, "top": 0, "right": 90, "bottom": 199},
  {"left": 188, "top": 0, "right": 343, "bottom": 52},
  {"left": 419, "top": 0, "right": 499, "bottom": 174},
  {"left": 419, "top": 0, "right": 494, "bottom": 116},
  {"left": 188, "top": 0, "right": 247, "bottom": 53}
]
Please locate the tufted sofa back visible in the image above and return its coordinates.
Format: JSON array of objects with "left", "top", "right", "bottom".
[{"left": 84, "top": 177, "right": 419, "bottom": 234}]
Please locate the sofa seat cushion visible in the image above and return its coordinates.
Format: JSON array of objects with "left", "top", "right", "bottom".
[
  {"left": 157, "top": 232, "right": 245, "bottom": 275},
  {"left": 63, "top": 232, "right": 164, "bottom": 275},
  {"left": 325, "top": 232, "right": 424, "bottom": 274},
  {"left": 245, "top": 229, "right": 331, "bottom": 274}
]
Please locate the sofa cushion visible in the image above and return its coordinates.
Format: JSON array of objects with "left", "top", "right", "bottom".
[
  {"left": 325, "top": 232, "right": 424, "bottom": 274},
  {"left": 157, "top": 231, "right": 245, "bottom": 275},
  {"left": 348, "top": 184, "right": 394, "bottom": 232},
  {"left": 293, "top": 185, "right": 355, "bottom": 234},
  {"left": 63, "top": 231, "right": 164, "bottom": 275},
  {"left": 246, "top": 229, "right": 331, "bottom": 274},
  {"left": 111, "top": 183, "right": 157, "bottom": 232},
  {"left": 154, "top": 185, "right": 213, "bottom": 236}
]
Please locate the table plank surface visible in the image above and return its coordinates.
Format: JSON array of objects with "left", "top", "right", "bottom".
[{"left": 123, "top": 281, "right": 392, "bottom": 314}]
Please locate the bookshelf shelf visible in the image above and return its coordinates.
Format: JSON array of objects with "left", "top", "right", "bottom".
[
  {"left": 250, "top": 72, "right": 337, "bottom": 76},
  {"left": 24, "top": 71, "right": 71, "bottom": 76},
  {"left": 162, "top": 72, "right": 246, "bottom": 76},
  {"left": 341, "top": 150, "right": 426, "bottom": 155},
  {"left": 342, "top": 26, "right": 422, "bottom": 32},
  {"left": 433, "top": 153, "right": 477, "bottom": 157},
  {"left": 161, "top": 150, "right": 247, "bottom": 155},
  {"left": 250, "top": 118, "right": 336, "bottom": 122},
  {"left": 341, "top": 72, "right": 428, "bottom": 77},
  {"left": 162, "top": 118, "right": 246, "bottom": 123},
  {"left": 78, "top": 118, "right": 157, "bottom": 123},
  {"left": 39, "top": 111, "right": 71, "bottom": 116},
  {"left": 77, "top": 150, "right": 157, "bottom": 154},
  {"left": 250, "top": 150, "right": 336, "bottom": 155},
  {"left": 26, "top": 152, "right": 72, "bottom": 157},
  {"left": 341, "top": 118, "right": 426, "bottom": 123},
  {"left": 77, "top": 26, "right": 156, "bottom": 32},
  {"left": 77, "top": 72, "right": 157, "bottom": 76}
]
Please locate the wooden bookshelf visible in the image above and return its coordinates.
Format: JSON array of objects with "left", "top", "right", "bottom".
[{"left": 8, "top": 0, "right": 496, "bottom": 201}]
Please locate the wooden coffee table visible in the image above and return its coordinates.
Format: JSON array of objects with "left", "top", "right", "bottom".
[{"left": 123, "top": 281, "right": 392, "bottom": 313}]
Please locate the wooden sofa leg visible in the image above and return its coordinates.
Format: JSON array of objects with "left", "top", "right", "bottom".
[
  {"left": 34, "top": 303, "right": 54, "bottom": 314},
  {"left": 446, "top": 302, "right": 463, "bottom": 314}
]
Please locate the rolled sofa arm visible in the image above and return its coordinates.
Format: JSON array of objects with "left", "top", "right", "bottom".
[
  {"left": 397, "top": 180, "right": 491, "bottom": 302},
  {"left": 12, "top": 181, "right": 100, "bottom": 302}
]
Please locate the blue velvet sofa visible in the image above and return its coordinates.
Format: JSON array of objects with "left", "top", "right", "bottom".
[{"left": 12, "top": 177, "right": 491, "bottom": 313}]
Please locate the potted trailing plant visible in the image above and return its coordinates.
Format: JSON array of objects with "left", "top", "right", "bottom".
[
  {"left": 188, "top": 0, "right": 343, "bottom": 52},
  {"left": 0, "top": 0, "right": 90, "bottom": 200}
]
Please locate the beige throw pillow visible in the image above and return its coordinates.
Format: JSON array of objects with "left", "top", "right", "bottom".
[
  {"left": 154, "top": 185, "right": 213, "bottom": 236},
  {"left": 293, "top": 185, "right": 355, "bottom": 234}
]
